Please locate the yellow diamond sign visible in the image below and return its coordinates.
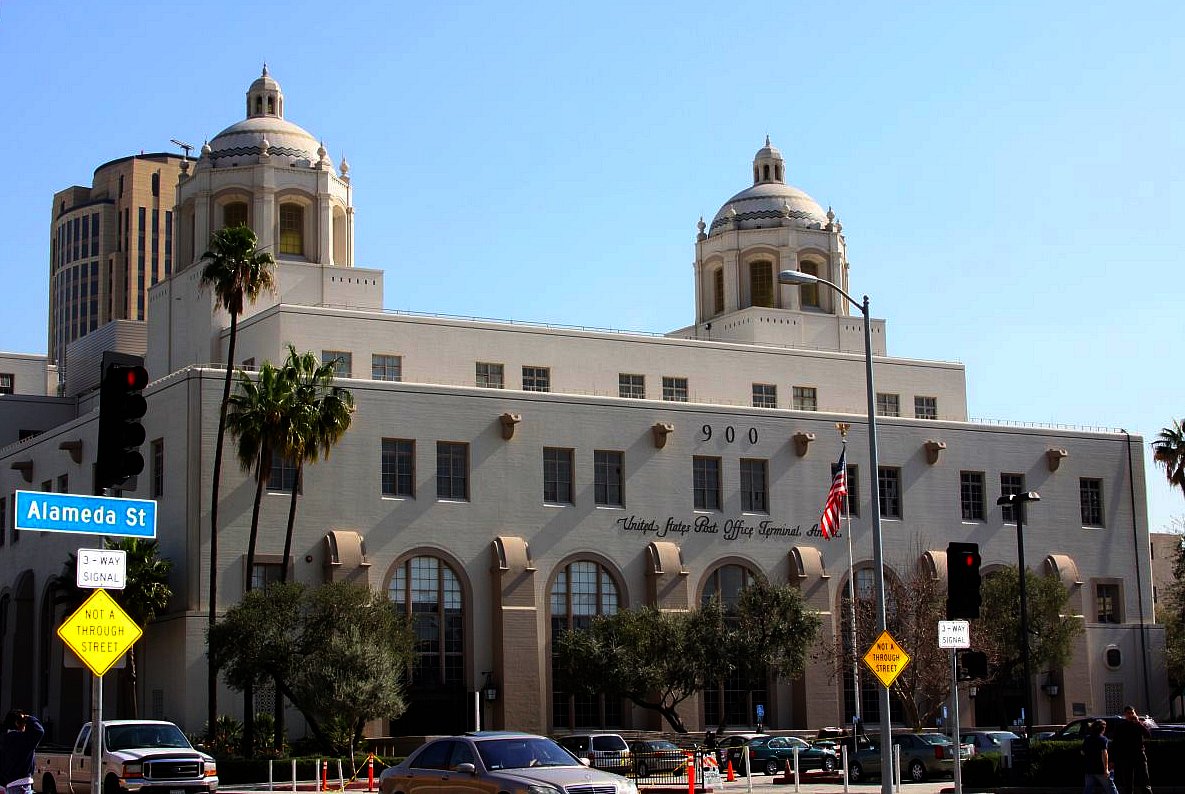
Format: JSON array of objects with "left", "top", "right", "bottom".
[
  {"left": 863, "top": 629, "right": 911, "bottom": 688},
  {"left": 57, "top": 589, "right": 142, "bottom": 676}
]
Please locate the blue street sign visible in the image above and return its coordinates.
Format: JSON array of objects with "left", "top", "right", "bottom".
[
  {"left": 15, "top": 491, "right": 156, "bottom": 538},
  {"left": 756, "top": 704, "right": 765, "bottom": 721}
]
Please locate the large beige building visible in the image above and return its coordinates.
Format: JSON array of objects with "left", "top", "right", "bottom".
[{"left": 0, "top": 70, "right": 1165, "bottom": 744}]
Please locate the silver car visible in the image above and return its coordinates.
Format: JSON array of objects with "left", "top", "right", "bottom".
[{"left": 379, "top": 731, "right": 640, "bottom": 794}]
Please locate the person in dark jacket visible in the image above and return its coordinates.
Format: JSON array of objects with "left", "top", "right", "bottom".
[
  {"left": 1083, "top": 719, "right": 1119, "bottom": 794},
  {"left": 1, "top": 709, "right": 44, "bottom": 794},
  {"left": 1111, "top": 705, "right": 1153, "bottom": 794}
]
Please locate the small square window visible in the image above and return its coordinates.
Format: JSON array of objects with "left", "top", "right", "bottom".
[
  {"left": 1000, "top": 473, "right": 1024, "bottom": 523},
  {"left": 693, "top": 456, "right": 722, "bottom": 511},
  {"left": 436, "top": 442, "right": 469, "bottom": 500},
  {"left": 322, "top": 350, "right": 352, "bottom": 378},
  {"left": 594, "top": 450, "right": 624, "bottom": 507},
  {"left": 0, "top": 373, "right": 13, "bottom": 395},
  {"left": 914, "top": 396, "right": 937, "bottom": 419},
  {"left": 268, "top": 451, "right": 300, "bottom": 493},
  {"left": 662, "top": 376, "right": 688, "bottom": 402},
  {"left": 1080, "top": 478, "right": 1104, "bottom": 526},
  {"left": 792, "top": 386, "right": 817, "bottom": 411},
  {"left": 372, "top": 354, "right": 402, "bottom": 382},
  {"left": 740, "top": 459, "right": 768, "bottom": 513},
  {"left": 522, "top": 366, "right": 550, "bottom": 392},
  {"left": 476, "top": 362, "right": 504, "bottom": 389},
  {"left": 619, "top": 373, "right": 645, "bottom": 399},
  {"left": 752, "top": 383, "right": 777, "bottom": 408},
  {"left": 1096, "top": 582, "right": 1121, "bottom": 624},
  {"left": 543, "top": 448, "right": 574, "bottom": 504},
  {"left": 876, "top": 393, "right": 900, "bottom": 417},
  {"left": 382, "top": 439, "right": 415, "bottom": 497}
]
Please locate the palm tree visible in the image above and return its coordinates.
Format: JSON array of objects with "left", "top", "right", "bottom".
[
  {"left": 1154, "top": 420, "right": 1185, "bottom": 499},
  {"left": 198, "top": 224, "right": 275, "bottom": 733},
  {"left": 226, "top": 360, "right": 292, "bottom": 756},
  {"left": 107, "top": 538, "right": 173, "bottom": 717},
  {"left": 267, "top": 346, "right": 354, "bottom": 752}
]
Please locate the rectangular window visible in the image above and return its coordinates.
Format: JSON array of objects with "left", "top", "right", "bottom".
[
  {"left": 846, "top": 464, "right": 860, "bottom": 517},
  {"left": 476, "top": 362, "right": 504, "bottom": 388},
  {"left": 619, "top": 373, "right": 645, "bottom": 399},
  {"left": 1080, "top": 478, "right": 1104, "bottom": 526},
  {"left": 250, "top": 562, "right": 284, "bottom": 591},
  {"left": 522, "top": 366, "right": 550, "bottom": 392},
  {"left": 960, "top": 471, "right": 985, "bottom": 521},
  {"left": 381, "top": 439, "right": 415, "bottom": 497},
  {"left": 0, "top": 497, "right": 5, "bottom": 546},
  {"left": 876, "top": 393, "right": 900, "bottom": 417},
  {"left": 436, "top": 442, "right": 469, "bottom": 500},
  {"left": 792, "top": 386, "right": 817, "bottom": 411},
  {"left": 1000, "top": 473, "right": 1024, "bottom": 523},
  {"left": 693, "top": 456, "right": 722, "bottom": 511},
  {"left": 799, "top": 261, "right": 820, "bottom": 307},
  {"left": 750, "top": 262, "right": 773, "bottom": 307},
  {"left": 136, "top": 207, "right": 146, "bottom": 319},
  {"left": 1096, "top": 583, "right": 1121, "bottom": 624},
  {"left": 740, "top": 459, "right": 769, "bottom": 513},
  {"left": 57, "top": 474, "right": 68, "bottom": 495},
  {"left": 752, "top": 383, "right": 777, "bottom": 408},
  {"left": 662, "top": 376, "right": 688, "bottom": 402},
  {"left": 267, "top": 451, "right": 299, "bottom": 493},
  {"left": 594, "top": 450, "right": 624, "bottom": 507},
  {"left": 878, "top": 466, "right": 902, "bottom": 519},
  {"left": 713, "top": 268, "right": 725, "bottom": 315},
  {"left": 914, "top": 396, "right": 938, "bottom": 419},
  {"left": 164, "top": 210, "right": 173, "bottom": 276},
  {"left": 0, "top": 374, "right": 13, "bottom": 394},
  {"left": 321, "top": 350, "right": 352, "bottom": 378},
  {"left": 279, "top": 204, "right": 304, "bottom": 255},
  {"left": 371, "top": 354, "right": 402, "bottom": 382},
  {"left": 151, "top": 439, "right": 164, "bottom": 499},
  {"left": 151, "top": 210, "right": 159, "bottom": 284},
  {"left": 543, "top": 448, "right": 574, "bottom": 504}
]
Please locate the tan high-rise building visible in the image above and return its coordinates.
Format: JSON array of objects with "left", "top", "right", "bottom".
[{"left": 49, "top": 153, "right": 186, "bottom": 372}]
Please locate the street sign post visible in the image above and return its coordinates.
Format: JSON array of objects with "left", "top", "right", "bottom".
[
  {"left": 863, "top": 630, "right": 911, "bottom": 688},
  {"left": 56, "top": 588, "right": 142, "bottom": 676},
  {"left": 14, "top": 491, "right": 156, "bottom": 538},
  {"left": 77, "top": 548, "right": 127, "bottom": 590}
]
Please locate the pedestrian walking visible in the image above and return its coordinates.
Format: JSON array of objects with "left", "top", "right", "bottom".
[
  {"left": 1083, "top": 719, "right": 1119, "bottom": 794},
  {"left": 1112, "top": 705, "right": 1153, "bottom": 794},
  {"left": 0, "top": 710, "right": 44, "bottom": 794}
]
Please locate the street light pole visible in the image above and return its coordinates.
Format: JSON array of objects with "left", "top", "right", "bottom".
[
  {"left": 780, "top": 270, "right": 891, "bottom": 794},
  {"left": 997, "top": 491, "right": 1041, "bottom": 744}
]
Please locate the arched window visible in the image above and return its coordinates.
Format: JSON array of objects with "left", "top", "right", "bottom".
[
  {"left": 279, "top": 203, "right": 304, "bottom": 255},
  {"left": 763, "top": 164, "right": 770, "bottom": 181},
  {"left": 551, "top": 560, "right": 622, "bottom": 729},
  {"left": 775, "top": 165, "right": 782, "bottom": 181},
  {"left": 387, "top": 555, "right": 467, "bottom": 735},
  {"left": 267, "top": 96, "right": 275, "bottom": 115},
  {"left": 750, "top": 261, "right": 773, "bottom": 308},
  {"left": 702, "top": 564, "right": 766, "bottom": 728},
  {"left": 799, "top": 261, "right": 820, "bottom": 307},
  {"left": 223, "top": 202, "right": 248, "bottom": 229},
  {"left": 712, "top": 268, "right": 725, "bottom": 315}
]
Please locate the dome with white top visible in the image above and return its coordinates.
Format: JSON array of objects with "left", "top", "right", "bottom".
[
  {"left": 708, "top": 137, "right": 828, "bottom": 235},
  {"left": 205, "top": 65, "right": 322, "bottom": 168}
]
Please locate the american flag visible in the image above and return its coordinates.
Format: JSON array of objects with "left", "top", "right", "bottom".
[{"left": 819, "top": 447, "right": 847, "bottom": 539}]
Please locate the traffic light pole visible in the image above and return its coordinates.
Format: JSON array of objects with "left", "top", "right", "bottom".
[
  {"left": 951, "top": 649, "right": 962, "bottom": 794},
  {"left": 1017, "top": 502, "right": 1033, "bottom": 742}
]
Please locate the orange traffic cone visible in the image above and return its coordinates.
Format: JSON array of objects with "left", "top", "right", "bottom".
[{"left": 726, "top": 759, "right": 736, "bottom": 782}]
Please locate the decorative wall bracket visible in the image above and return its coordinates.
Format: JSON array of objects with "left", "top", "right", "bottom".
[
  {"left": 924, "top": 439, "right": 947, "bottom": 465},
  {"left": 792, "top": 431, "right": 815, "bottom": 457},
  {"left": 499, "top": 413, "right": 521, "bottom": 440},
  {"left": 652, "top": 422, "right": 674, "bottom": 449},
  {"left": 1046, "top": 448, "right": 1069, "bottom": 471},
  {"left": 10, "top": 460, "right": 33, "bottom": 483},
  {"left": 59, "top": 439, "right": 83, "bottom": 463}
]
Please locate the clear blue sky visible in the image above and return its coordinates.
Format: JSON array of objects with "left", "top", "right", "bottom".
[{"left": 1, "top": 0, "right": 1180, "bottom": 532}]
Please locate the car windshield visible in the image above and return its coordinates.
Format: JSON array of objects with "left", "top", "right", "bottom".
[
  {"left": 105, "top": 724, "right": 192, "bottom": 751},
  {"left": 478, "top": 737, "right": 579, "bottom": 770},
  {"left": 918, "top": 734, "right": 952, "bottom": 745},
  {"left": 650, "top": 741, "right": 678, "bottom": 750}
]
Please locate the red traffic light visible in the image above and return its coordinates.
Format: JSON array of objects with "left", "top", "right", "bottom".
[
  {"left": 123, "top": 365, "right": 148, "bottom": 390},
  {"left": 963, "top": 553, "right": 975, "bottom": 566}
]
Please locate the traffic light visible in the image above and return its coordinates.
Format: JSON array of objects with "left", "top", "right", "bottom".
[
  {"left": 959, "top": 650, "right": 989, "bottom": 679},
  {"left": 96, "top": 358, "right": 148, "bottom": 490},
  {"left": 947, "top": 541, "right": 982, "bottom": 620}
]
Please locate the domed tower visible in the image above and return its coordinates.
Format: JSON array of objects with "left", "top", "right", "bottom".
[
  {"left": 671, "top": 138, "right": 878, "bottom": 354},
  {"left": 173, "top": 66, "right": 354, "bottom": 271}
]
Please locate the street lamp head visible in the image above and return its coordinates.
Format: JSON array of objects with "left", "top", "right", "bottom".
[
  {"left": 778, "top": 269, "right": 819, "bottom": 286},
  {"left": 997, "top": 490, "right": 1040, "bottom": 506}
]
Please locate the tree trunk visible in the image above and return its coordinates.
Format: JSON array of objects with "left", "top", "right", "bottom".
[
  {"left": 273, "top": 464, "right": 302, "bottom": 752},
  {"left": 208, "top": 310, "right": 239, "bottom": 736}
]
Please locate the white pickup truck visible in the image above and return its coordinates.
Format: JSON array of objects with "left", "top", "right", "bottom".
[{"left": 34, "top": 720, "right": 217, "bottom": 794}]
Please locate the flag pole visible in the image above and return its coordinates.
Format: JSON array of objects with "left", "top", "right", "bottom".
[{"left": 837, "top": 422, "right": 861, "bottom": 727}]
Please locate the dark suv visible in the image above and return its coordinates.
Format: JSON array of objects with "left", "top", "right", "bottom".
[
  {"left": 556, "top": 733, "right": 631, "bottom": 774},
  {"left": 1048, "top": 715, "right": 1157, "bottom": 742}
]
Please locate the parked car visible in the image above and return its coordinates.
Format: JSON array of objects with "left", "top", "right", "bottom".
[
  {"left": 962, "top": 730, "right": 1020, "bottom": 755},
  {"left": 628, "top": 739, "right": 685, "bottom": 778},
  {"left": 720, "top": 734, "right": 838, "bottom": 776},
  {"left": 849, "top": 733, "right": 971, "bottom": 783},
  {"left": 378, "top": 731, "right": 639, "bottom": 794},
  {"left": 1048, "top": 715, "right": 1157, "bottom": 742},
  {"left": 555, "top": 733, "right": 632, "bottom": 775}
]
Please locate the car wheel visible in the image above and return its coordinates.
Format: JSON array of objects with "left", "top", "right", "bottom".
[
  {"left": 908, "top": 759, "right": 926, "bottom": 782},
  {"left": 103, "top": 774, "right": 121, "bottom": 794},
  {"left": 637, "top": 761, "right": 649, "bottom": 778},
  {"left": 822, "top": 755, "right": 836, "bottom": 772},
  {"left": 764, "top": 759, "right": 781, "bottom": 776},
  {"left": 849, "top": 762, "right": 864, "bottom": 783}
]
